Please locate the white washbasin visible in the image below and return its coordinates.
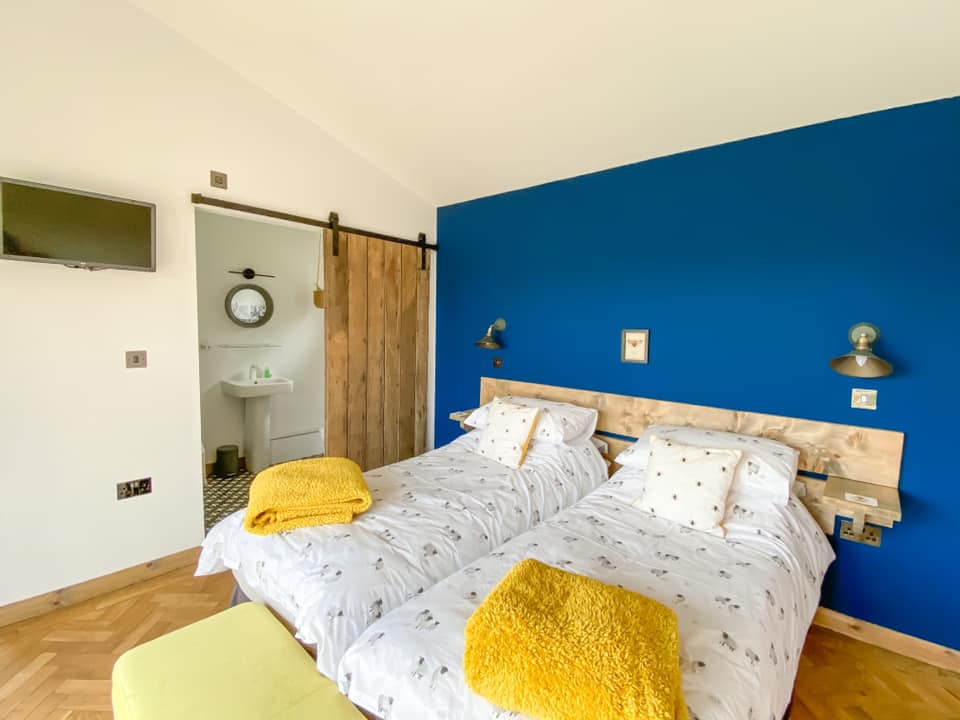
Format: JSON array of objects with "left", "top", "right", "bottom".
[
  {"left": 220, "top": 376, "right": 295, "bottom": 473},
  {"left": 221, "top": 377, "right": 294, "bottom": 399}
]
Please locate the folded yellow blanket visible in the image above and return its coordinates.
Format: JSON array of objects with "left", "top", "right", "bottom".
[
  {"left": 464, "top": 559, "right": 688, "bottom": 720},
  {"left": 243, "top": 457, "right": 372, "bottom": 535}
]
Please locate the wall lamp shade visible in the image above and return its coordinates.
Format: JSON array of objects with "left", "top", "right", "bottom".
[
  {"left": 830, "top": 322, "right": 893, "bottom": 378},
  {"left": 475, "top": 318, "right": 506, "bottom": 349}
]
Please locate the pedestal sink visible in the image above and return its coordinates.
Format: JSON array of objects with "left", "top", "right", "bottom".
[{"left": 221, "top": 377, "right": 294, "bottom": 473}]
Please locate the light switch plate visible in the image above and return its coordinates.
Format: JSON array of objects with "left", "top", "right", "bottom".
[
  {"left": 126, "top": 350, "right": 148, "bottom": 369},
  {"left": 851, "top": 388, "right": 877, "bottom": 410},
  {"left": 210, "top": 170, "right": 228, "bottom": 189}
]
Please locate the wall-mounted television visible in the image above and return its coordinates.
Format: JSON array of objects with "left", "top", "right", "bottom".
[{"left": 0, "top": 177, "right": 156, "bottom": 272}]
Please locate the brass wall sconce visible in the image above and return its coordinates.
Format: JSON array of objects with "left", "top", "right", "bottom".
[
  {"left": 830, "top": 323, "right": 893, "bottom": 378},
  {"left": 475, "top": 318, "right": 506, "bottom": 349}
]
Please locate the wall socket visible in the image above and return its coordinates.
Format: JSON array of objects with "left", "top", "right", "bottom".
[
  {"left": 117, "top": 477, "right": 152, "bottom": 500},
  {"left": 839, "top": 519, "right": 882, "bottom": 546},
  {"left": 126, "top": 350, "right": 148, "bottom": 369},
  {"left": 210, "top": 170, "right": 228, "bottom": 189}
]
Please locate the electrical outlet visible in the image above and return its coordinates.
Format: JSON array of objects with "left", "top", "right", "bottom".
[
  {"left": 117, "top": 477, "right": 152, "bottom": 500},
  {"left": 839, "top": 519, "right": 882, "bottom": 546},
  {"left": 126, "top": 350, "right": 147, "bottom": 369},
  {"left": 851, "top": 388, "right": 877, "bottom": 410},
  {"left": 210, "top": 170, "right": 228, "bottom": 189}
]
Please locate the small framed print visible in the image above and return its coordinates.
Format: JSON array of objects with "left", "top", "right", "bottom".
[{"left": 621, "top": 329, "right": 649, "bottom": 364}]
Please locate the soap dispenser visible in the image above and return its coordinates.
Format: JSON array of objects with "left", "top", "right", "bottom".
[{"left": 263, "top": 366, "right": 272, "bottom": 379}]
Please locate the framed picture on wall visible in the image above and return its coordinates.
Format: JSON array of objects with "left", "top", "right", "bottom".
[{"left": 621, "top": 329, "right": 649, "bottom": 364}]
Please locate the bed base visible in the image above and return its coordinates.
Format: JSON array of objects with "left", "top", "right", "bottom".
[{"left": 228, "top": 582, "right": 250, "bottom": 607}]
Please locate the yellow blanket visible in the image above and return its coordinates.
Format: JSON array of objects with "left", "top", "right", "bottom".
[
  {"left": 464, "top": 559, "right": 688, "bottom": 720},
  {"left": 242, "top": 457, "right": 372, "bottom": 535}
]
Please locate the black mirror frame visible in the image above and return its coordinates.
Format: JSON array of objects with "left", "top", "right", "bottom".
[{"left": 224, "top": 283, "right": 274, "bottom": 328}]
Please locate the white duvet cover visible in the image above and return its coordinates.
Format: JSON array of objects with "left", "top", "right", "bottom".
[
  {"left": 338, "top": 469, "right": 835, "bottom": 720},
  {"left": 196, "top": 433, "right": 607, "bottom": 677}
]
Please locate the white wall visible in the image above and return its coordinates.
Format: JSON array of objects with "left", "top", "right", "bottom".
[
  {"left": 196, "top": 210, "right": 325, "bottom": 465},
  {"left": 0, "top": 0, "right": 435, "bottom": 606}
]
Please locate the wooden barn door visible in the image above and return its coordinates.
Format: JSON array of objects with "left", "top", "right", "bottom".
[{"left": 324, "top": 229, "right": 430, "bottom": 470}]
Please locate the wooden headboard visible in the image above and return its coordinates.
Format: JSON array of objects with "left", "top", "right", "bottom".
[{"left": 479, "top": 377, "right": 904, "bottom": 488}]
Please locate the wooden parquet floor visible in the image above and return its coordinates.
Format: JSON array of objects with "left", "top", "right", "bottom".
[
  {"left": 793, "top": 626, "right": 960, "bottom": 720},
  {"left": 0, "top": 567, "right": 233, "bottom": 719},
  {"left": 0, "top": 565, "right": 957, "bottom": 719}
]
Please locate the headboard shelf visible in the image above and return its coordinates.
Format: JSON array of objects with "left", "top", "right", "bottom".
[{"left": 479, "top": 377, "right": 904, "bottom": 488}]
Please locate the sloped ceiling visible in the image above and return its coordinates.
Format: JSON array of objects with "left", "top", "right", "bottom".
[{"left": 128, "top": 1, "right": 959, "bottom": 205}]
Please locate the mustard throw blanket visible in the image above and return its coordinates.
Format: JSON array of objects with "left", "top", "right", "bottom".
[
  {"left": 243, "top": 457, "right": 372, "bottom": 535},
  {"left": 464, "top": 559, "right": 688, "bottom": 720}
]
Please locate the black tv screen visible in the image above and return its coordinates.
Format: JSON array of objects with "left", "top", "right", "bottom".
[{"left": 0, "top": 177, "right": 156, "bottom": 271}]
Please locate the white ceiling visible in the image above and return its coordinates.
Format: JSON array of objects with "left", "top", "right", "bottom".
[{"left": 128, "top": 1, "right": 959, "bottom": 205}]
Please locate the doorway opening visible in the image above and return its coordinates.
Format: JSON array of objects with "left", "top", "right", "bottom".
[{"left": 195, "top": 209, "right": 325, "bottom": 531}]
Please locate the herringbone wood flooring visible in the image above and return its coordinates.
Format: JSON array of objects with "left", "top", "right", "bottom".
[
  {"left": 0, "top": 566, "right": 957, "bottom": 719},
  {"left": 0, "top": 567, "right": 233, "bottom": 719},
  {"left": 793, "top": 626, "right": 960, "bottom": 720}
]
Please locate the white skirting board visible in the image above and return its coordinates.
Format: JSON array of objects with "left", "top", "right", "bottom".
[{"left": 270, "top": 430, "right": 324, "bottom": 465}]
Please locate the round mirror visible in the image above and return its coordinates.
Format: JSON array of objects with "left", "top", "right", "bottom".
[{"left": 225, "top": 284, "right": 274, "bottom": 327}]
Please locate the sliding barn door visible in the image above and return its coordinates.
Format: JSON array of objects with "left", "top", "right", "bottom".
[{"left": 324, "top": 229, "right": 430, "bottom": 470}]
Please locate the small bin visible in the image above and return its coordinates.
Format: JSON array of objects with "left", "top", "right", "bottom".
[{"left": 213, "top": 445, "right": 239, "bottom": 478}]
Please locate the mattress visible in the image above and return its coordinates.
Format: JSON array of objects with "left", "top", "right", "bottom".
[
  {"left": 196, "top": 432, "right": 607, "bottom": 677},
  {"left": 337, "top": 469, "right": 835, "bottom": 720}
]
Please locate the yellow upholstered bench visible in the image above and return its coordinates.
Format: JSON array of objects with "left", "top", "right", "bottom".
[{"left": 112, "top": 602, "right": 363, "bottom": 720}]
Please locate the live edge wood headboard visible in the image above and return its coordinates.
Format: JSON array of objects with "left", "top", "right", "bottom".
[{"left": 479, "top": 377, "right": 904, "bottom": 488}]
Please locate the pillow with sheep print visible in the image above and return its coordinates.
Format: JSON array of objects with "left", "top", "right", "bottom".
[
  {"left": 465, "top": 397, "right": 598, "bottom": 444},
  {"left": 634, "top": 434, "right": 743, "bottom": 536},
  {"left": 476, "top": 398, "right": 542, "bottom": 469},
  {"left": 616, "top": 424, "right": 798, "bottom": 505}
]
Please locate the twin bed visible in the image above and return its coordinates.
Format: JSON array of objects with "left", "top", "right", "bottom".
[
  {"left": 197, "top": 378, "right": 904, "bottom": 720},
  {"left": 198, "top": 418, "right": 608, "bottom": 677},
  {"left": 339, "top": 468, "right": 832, "bottom": 720}
]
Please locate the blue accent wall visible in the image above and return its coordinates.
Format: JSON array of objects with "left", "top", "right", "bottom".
[{"left": 435, "top": 97, "right": 960, "bottom": 649}]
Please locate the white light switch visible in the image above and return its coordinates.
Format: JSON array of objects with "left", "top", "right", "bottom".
[
  {"left": 126, "top": 350, "right": 148, "bottom": 369},
  {"left": 851, "top": 388, "right": 877, "bottom": 410}
]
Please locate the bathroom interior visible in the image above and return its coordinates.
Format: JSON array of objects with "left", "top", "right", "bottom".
[{"left": 195, "top": 209, "right": 325, "bottom": 530}]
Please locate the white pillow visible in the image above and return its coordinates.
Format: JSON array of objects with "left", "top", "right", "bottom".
[
  {"left": 634, "top": 435, "right": 742, "bottom": 536},
  {"left": 465, "top": 396, "right": 598, "bottom": 444},
  {"left": 475, "top": 398, "right": 541, "bottom": 469},
  {"left": 615, "top": 425, "right": 798, "bottom": 504}
]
